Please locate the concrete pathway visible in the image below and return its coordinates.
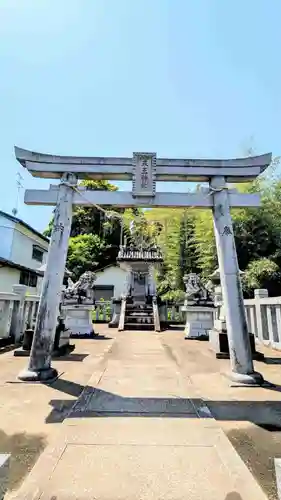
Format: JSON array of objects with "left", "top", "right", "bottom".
[
  {"left": 11, "top": 330, "right": 268, "bottom": 500},
  {"left": 0, "top": 332, "right": 114, "bottom": 496}
]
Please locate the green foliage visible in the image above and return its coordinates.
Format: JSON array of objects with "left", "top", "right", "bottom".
[
  {"left": 160, "top": 289, "right": 186, "bottom": 303},
  {"left": 44, "top": 179, "right": 119, "bottom": 238},
  {"left": 145, "top": 208, "right": 199, "bottom": 298},
  {"left": 192, "top": 210, "right": 217, "bottom": 278},
  {"left": 144, "top": 174, "right": 281, "bottom": 298},
  {"left": 67, "top": 234, "right": 106, "bottom": 279},
  {"left": 242, "top": 258, "right": 281, "bottom": 297},
  {"left": 44, "top": 179, "right": 124, "bottom": 278}
]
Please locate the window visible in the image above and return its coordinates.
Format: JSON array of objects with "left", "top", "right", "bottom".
[
  {"left": 32, "top": 245, "right": 44, "bottom": 263},
  {"left": 93, "top": 286, "right": 114, "bottom": 301},
  {"left": 20, "top": 270, "right": 38, "bottom": 288}
]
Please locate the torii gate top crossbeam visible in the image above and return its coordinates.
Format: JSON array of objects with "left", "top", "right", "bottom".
[{"left": 15, "top": 147, "right": 272, "bottom": 183}]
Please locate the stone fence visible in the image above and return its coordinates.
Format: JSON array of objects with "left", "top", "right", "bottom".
[
  {"left": 1, "top": 287, "right": 281, "bottom": 350},
  {"left": 0, "top": 286, "right": 115, "bottom": 344},
  {"left": 244, "top": 289, "right": 281, "bottom": 350},
  {"left": 0, "top": 286, "right": 39, "bottom": 346}
]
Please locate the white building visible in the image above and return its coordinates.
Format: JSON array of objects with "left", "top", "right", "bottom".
[
  {"left": 0, "top": 211, "right": 49, "bottom": 293},
  {"left": 93, "top": 265, "right": 127, "bottom": 300}
]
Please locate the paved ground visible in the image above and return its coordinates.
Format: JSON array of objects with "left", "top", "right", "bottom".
[
  {"left": 162, "top": 331, "right": 281, "bottom": 500},
  {"left": 0, "top": 329, "right": 114, "bottom": 497},
  {"left": 2, "top": 327, "right": 276, "bottom": 500}
]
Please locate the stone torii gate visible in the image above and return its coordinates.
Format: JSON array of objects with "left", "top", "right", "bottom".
[{"left": 15, "top": 147, "right": 272, "bottom": 385}]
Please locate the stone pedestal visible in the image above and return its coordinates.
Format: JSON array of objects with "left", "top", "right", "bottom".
[
  {"left": 53, "top": 318, "right": 72, "bottom": 354},
  {"left": 14, "top": 317, "right": 74, "bottom": 357},
  {"left": 109, "top": 299, "right": 121, "bottom": 328},
  {"left": 181, "top": 305, "right": 214, "bottom": 339},
  {"left": 209, "top": 329, "right": 264, "bottom": 361},
  {"left": 62, "top": 305, "right": 94, "bottom": 337}
]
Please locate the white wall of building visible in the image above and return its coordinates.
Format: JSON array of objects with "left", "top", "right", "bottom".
[
  {"left": 0, "top": 214, "right": 15, "bottom": 260},
  {"left": 94, "top": 266, "right": 127, "bottom": 299},
  {"left": 0, "top": 267, "right": 20, "bottom": 293},
  {"left": 0, "top": 267, "right": 39, "bottom": 294},
  {"left": 10, "top": 223, "right": 48, "bottom": 270},
  {"left": 0, "top": 214, "right": 48, "bottom": 294}
]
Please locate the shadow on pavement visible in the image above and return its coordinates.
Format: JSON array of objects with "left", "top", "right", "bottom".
[
  {"left": 70, "top": 334, "right": 112, "bottom": 340},
  {"left": 225, "top": 494, "right": 243, "bottom": 500},
  {"left": 45, "top": 382, "right": 281, "bottom": 428},
  {"left": 48, "top": 377, "right": 85, "bottom": 398},
  {"left": 0, "top": 429, "right": 46, "bottom": 493},
  {"left": 264, "top": 357, "right": 281, "bottom": 365},
  {"left": 53, "top": 353, "right": 89, "bottom": 362},
  {"left": 0, "top": 345, "right": 17, "bottom": 355}
]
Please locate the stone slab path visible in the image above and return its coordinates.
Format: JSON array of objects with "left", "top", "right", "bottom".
[{"left": 11, "top": 330, "right": 268, "bottom": 500}]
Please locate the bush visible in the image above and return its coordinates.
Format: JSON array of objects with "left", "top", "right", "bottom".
[
  {"left": 160, "top": 289, "right": 186, "bottom": 303},
  {"left": 242, "top": 258, "right": 281, "bottom": 297}
]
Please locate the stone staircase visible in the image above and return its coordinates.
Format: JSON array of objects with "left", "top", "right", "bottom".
[{"left": 124, "top": 302, "right": 154, "bottom": 331}]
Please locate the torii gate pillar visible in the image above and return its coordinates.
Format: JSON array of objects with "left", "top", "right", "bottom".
[
  {"left": 18, "top": 173, "right": 77, "bottom": 382},
  {"left": 211, "top": 176, "right": 263, "bottom": 385}
]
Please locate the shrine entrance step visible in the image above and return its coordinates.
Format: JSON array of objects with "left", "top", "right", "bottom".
[{"left": 124, "top": 304, "right": 155, "bottom": 331}]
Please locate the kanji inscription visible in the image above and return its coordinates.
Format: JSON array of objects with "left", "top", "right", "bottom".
[
  {"left": 140, "top": 158, "right": 149, "bottom": 188},
  {"left": 222, "top": 225, "right": 232, "bottom": 236},
  {"left": 132, "top": 153, "right": 156, "bottom": 197}
]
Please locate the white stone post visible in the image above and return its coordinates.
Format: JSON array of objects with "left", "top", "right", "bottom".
[
  {"left": 12, "top": 284, "right": 27, "bottom": 343},
  {"left": 211, "top": 176, "right": 263, "bottom": 385},
  {"left": 18, "top": 173, "right": 77, "bottom": 382},
  {"left": 254, "top": 289, "right": 268, "bottom": 343},
  {"left": 123, "top": 266, "right": 132, "bottom": 296},
  {"left": 148, "top": 264, "right": 156, "bottom": 296}
]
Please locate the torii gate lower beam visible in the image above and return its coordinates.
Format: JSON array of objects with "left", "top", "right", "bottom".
[{"left": 24, "top": 187, "right": 261, "bottom": 208}]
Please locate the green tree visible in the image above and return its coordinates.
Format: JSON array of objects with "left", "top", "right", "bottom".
[
  {"left": 44, "top": 179, "right": 119, "bottom": 238},
  {"left": 44, "top": 179, "right": 123, "bottom": 279},
  {"left": 67, "top": 234, "right": 106, "bottom": 279},
  {"left": 144, "top": 208, "right": 199, "bottom": 298},
  {"left": 192, "top": 210, "right": 217, "bottom": 278},
  {"left": 242, "top": 258, "right": 281, "bottom": 297}
]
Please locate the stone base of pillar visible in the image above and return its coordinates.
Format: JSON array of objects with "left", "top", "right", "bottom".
[
  {"left": 62, "top": 306, "right": 95, "bottom": 337},
  {"left": 228, "top": 370, "right": 264, "bottom": 386},
  {"left": 209, "top": 329, "right": 264, "bottom": 361},
  {"left": 18, "top": 366, "right": 58, "bottom": 382}
]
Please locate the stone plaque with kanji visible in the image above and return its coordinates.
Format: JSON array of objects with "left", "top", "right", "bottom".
[{"left": 132, "top": 153, "right": 156, "bottom": 197}]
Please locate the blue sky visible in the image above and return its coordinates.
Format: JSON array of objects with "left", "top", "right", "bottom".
[{"left": 0, "top": 0, "right": 280, "bottom": 232}]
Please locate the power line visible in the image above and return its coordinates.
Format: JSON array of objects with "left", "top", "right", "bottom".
[{"left": 12, "top": 172, "right": 24, "bottom": 216}]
